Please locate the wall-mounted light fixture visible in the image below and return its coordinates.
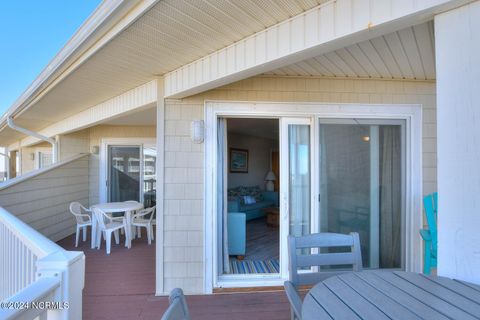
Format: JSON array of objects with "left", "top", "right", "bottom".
[
  {"left": 91, "top": 146, "right": 99, "bottom": 155},
  {"left": 29, "top": 153, "right": 35, "bottom": 160},
  {"left": 191, "top": 120, "right": 205, "bottom": 144}
]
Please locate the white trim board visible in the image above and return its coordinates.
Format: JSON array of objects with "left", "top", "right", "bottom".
[
  {"left": 204, "top": 101, "right": 422, "bottom": 294},
  {"left": 10, "top": 80, "right": 158, "bottom": 149}
]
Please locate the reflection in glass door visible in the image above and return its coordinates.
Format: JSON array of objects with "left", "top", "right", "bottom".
[
  {"left": 319, "top": 119, "right": 404, "bottom": 269},
  {"left": 143, "top": 147, "right": 157, "bottom": 208},
  {"left": 288, "top": 124, "right": 311, "bottom": 237},
  {"left": 108, "top": 146, "right": 141, "bottom": 202}
]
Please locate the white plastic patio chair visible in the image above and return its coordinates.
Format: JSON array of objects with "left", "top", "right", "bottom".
[
  {"left": 161, "top": 288, "right": 191, "bottom": 320},
  {"left": 110, "top": 200, "right": 141, "bottom": 234},
  {"left": 131, "top": 206, "right": 156, "bottom": 244},
  {"left": 69, "top": 202, "right": 92, "bottom": 247},
  {"left": 92, "top": 207, "right": 129, "bottom": 254}
]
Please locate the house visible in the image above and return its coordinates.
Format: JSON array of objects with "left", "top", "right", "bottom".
[{"left": 0, "top": 0, "right": 479, "bottom": 317}]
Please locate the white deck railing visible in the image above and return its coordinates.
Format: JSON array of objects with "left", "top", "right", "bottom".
[{"left": 0, "top": 207, "right": 84, "bottom": 320}]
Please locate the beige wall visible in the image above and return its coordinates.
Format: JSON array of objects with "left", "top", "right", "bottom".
[
  {"left": 0, "top": 155, "right": 89, "bottom": 242},
  {"left": 20, "top": 142, "right": 52, "bottom": 174},
  {"left": 9, "top": 125, "right": 157, "bottom": 208},
  {"left": 162, "top": 75, "right": 437, "bottom": 294},
  {"left": 88, "top": 125, "right": 156, "bottom": 205},
  {"left": 59, "top": 129, "right": 90, "bottom": 160}
]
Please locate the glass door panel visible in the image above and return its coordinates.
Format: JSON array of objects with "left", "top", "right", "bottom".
[
  {"left": 319, "top": 119, "right": 404, "bottom": 269},
  {"left": 280, "top": 118, "right": 313, "bottom": 277},
  {"left": 108, "top": 146, "right": 141, "bottom": 202},
  {"left": 288, "top": 124, "right": 311, "bottom": 237},
  {"left": 143, "top": 146, "right": 157, "bottom": 208}
]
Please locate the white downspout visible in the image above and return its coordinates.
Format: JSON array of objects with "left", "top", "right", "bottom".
[
  {"left": 0, "top": 151, "right": 9, "bottom": 180},
  {"left": 7, "top": 117, "right": 58, "bottom": 163}
]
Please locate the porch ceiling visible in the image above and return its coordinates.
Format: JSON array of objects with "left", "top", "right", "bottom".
[
  {"left": 1, "top": 0, "right": 329, "bottom": 138},
  {"left": 264, "top": 21, "right": 436, "bottom": 80},
  {"left": 100, "top": 105, "right": 157, "bottom": 126}
]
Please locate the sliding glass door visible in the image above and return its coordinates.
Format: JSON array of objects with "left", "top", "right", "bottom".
[
  {"left": 279, "top": 118, "right": 314, "bottom": 276},
  {"left": 108, "top": 146, "right": 141, "bottom": 202},
  {"left": 106, "top": 143, "right": 157, "bottom": 207},
  {"left": 318, "top": 119, "right": 405, "bottom": 269}
]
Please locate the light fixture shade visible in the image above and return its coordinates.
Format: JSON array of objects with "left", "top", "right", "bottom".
[
  {"left": 190, "top": 120, "right": 205, "bottom": 144},
  {"left": 265, "top": 171, "right": 276, "bottom": 181}
]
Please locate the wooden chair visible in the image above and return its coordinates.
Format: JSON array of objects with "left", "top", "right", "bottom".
[
  {"left": 284, "top": 232, "right": 363, "bottom": 320},
  {"left": 69, "top": 202, "right": 92, "bottom": 247},
  {"left": 420, "top": 192, "right": 438, "bottom": 274},
  {"left": 161, "top": 288, "right": 191, "bottom": 320}
]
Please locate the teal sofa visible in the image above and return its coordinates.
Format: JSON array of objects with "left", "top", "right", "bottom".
[
  {"left": 227, "top": 212, "right": 246, "bottom": 257},
  {"left": 227, "top": 186, "right": 279, "bottom": 221}
]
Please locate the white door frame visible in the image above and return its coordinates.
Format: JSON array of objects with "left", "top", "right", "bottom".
[
  {"left": 204, "top": 101, "right": 422, "bottom": 294},
  {"left": 99, "top": 137, "right": 156, "bottom": 203}
]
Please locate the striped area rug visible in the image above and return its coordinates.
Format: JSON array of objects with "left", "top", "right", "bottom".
[{"left": 229, "top": 259, "right": 280, "bottom": 274}]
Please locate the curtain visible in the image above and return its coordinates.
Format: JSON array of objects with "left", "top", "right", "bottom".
[
  {"left": 217, "top": 118, "right": 230, "bottom": 274},
  {"left": 319, "top": 126, "right": 329, "bottom": 233},
  {"left": 288, "top": 125, "right": 311, "bottom": 237},
  {"left": 380, "top": 126, "right": 401, "bottom": 268}
]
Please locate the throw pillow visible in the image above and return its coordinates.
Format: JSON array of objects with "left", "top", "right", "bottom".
[{"left": 243, "top": 195, "right": 256, "bottom": 205}]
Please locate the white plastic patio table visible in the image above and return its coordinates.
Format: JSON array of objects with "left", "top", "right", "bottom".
[
  {"left": 90, "top": 201, "right": 144, "bottom": 249},
  {"left": 302, "top": 270, "right": 480, "bottom": 320}
]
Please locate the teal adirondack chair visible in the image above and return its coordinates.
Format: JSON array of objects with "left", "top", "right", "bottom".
[{"left": 420, "top": 192, "right": 438, "bottom": 274}]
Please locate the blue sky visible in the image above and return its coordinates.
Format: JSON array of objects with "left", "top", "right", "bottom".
[{"left": 0, "top": 1, "right": 101, "bottom": 117}]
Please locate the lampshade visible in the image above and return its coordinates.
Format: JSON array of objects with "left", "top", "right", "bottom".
[{"left": 265, "top": 171, "right": 276, "bottom": 181}]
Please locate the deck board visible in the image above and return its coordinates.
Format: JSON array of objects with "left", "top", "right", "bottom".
[{"left": 58, "top": 233, "right": 290, "bottom": 319}]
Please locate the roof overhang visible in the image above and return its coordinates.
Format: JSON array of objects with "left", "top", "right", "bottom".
[
  {"left": 164, "top": 0, "right": 472, "bottom": 98},
  {"left": 0, "top": 0, "right": 473, "bottom": 148}
]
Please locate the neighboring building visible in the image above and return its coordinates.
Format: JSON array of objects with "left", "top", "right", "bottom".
[{"left": 0, "top": 0, "right": 479, "bottom": 297}]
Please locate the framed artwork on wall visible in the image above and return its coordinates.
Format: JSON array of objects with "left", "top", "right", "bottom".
[{"left": 229, "top": 148, "right": 248, "bottom": 173}]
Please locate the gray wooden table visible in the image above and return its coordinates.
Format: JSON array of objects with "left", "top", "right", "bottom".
[{"left": 302, "top": 271, "right": 480, "bottom": 320}]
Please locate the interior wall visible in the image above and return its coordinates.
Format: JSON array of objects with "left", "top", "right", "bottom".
[
  {"left": 162, "top": 75, "right": 437, "bottom": 294},
  {"left": 227, "top": 132, "right": 278, "bottom": 190}
]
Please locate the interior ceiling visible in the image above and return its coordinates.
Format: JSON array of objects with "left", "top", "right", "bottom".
[
  {"left": 14, "top": 0, "right": 329, "bottom": 132},
  {"left": 227, "top": 118, "right": 279, "bottom": 140},
  {"left": 265, "top": 21, "right": 435, "bottom": 80}
]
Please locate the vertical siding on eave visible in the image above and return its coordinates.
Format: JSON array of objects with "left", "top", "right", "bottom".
[{"left": 164, "top": 0, "right": 451, "bottom": 97}]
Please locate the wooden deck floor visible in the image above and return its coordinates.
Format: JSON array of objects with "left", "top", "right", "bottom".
[{"left": 57, "top": 233, "right": 291, "bottom": 320}]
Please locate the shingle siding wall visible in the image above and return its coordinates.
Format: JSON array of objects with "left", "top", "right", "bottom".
[
  {"left": 164, "top": 103, "right": 204, "bottom": 293},
  {"left": 0, "top": 155, "right": 89, "bottom": 242},
  {"left": 162, "top": 76, "right": 436, "bottom": 293}
]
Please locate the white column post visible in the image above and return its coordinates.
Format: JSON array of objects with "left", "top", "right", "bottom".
[
  {"left": 155, "top": 77, "right": 165, "bottom": 295},
  {"left": 435, "top": 1, "right": 480, "bottom": 284}
]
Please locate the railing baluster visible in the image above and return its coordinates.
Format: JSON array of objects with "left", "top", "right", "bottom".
[{"left": 0, "top": 206, "right": 85, "bottom": 320}]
